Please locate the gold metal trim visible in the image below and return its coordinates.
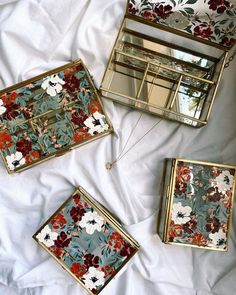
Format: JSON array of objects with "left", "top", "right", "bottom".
[{"left": 33, "top": 187, "right": 139, "bottom": 295}]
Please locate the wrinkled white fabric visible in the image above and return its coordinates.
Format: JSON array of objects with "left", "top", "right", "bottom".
[{"left": 0, "top": 0, "right": 236, "bottom": 294}]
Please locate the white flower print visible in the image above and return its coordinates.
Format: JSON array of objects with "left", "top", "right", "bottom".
[
  {"left": 165, "top": 12, "right": 189, "bottom": 30},
  {"left": 0, "top": 99, "right": 6, "bottom": 115},
  {"left": 84, "top": 111, "right": 109, "bottom": 135},
  {"left": 36, "top": 225, "right": 58, "bottom": 247},
  {"left": 6, "top": 151, "right": 26, "bottom": 171},
  {"left": 209, "top": 229, "right": 227, "bottom": 249},
  {"left": 214, "top": 170, "right": 234, "bottom": 193},
  {"left": 82, "top": 267, "right": 105, "bottom": 290},
  {"left": 171, "top": 202, "right": 192, "bottom": 225},
  {"left": 79, "top": 211, "right": 105, "bottom": 235},
  {"left": 41, "top": 74, "right": 65, "bottom": 97}
]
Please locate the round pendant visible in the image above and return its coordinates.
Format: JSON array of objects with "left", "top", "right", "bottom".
[{"left": 105, "top": 162, "right": 113, "bottom": 170}]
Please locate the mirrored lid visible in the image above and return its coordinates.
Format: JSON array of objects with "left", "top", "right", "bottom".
[{"left": 127, "top": 0, "right": 236, "bottom": 49}]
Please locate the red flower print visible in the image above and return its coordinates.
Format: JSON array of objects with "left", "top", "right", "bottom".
[
  {"left": 51, "top": 213, "right": 67, "bottom": 230},
  {"left": 168, "top": 221, "right": 183, "bottom": 240},
  {"left": 50, "top": 246, "right": 63, "bottom": 257},
  {"left": 208, "top": 0, "right": 230, "bottom": 14},
  {"left": 128, "top": 3, "right": 138, "bottom": 15},
  {"left": 1, "top": 92, "right": 17, "bottom": 106},
  {"left": 88, "top": 100, "right": 102, "bottom": 114},
  {"left": 175, "top": 181, "right": 187, "bottom": 195},
  {"left": 71, "top": 109, "right": 88, "bottom": 126},
  {"left": 206, "top": 187, "right": 222, "bottom": 202},
  {"left": 73, "top": 194, "right": 88, "bottom": 208},
  {"left": 55, "top": 231, "right": 71, "bottom": 248},
  {"left": 205, "top": 216, "right": 220, "bottom": 233},
  {"left": 220, "top": 37, "right": 235, "bottom": 47},
  {"left": 120, "top": 242, "right": 135, "bottom": 257},
  {"left": 141, "top": 11, "right": 155, "bottom": 21},
  {"left": 101, "top": 265, "right": 115, "bottom": 278},
  {"left": 0, "top": 132, "right": 11, "bottom": 150},
  {"left": 183, "top": 219, "right": 197, "bottom": 234},
  {"left": 192, "top": 233, "right": 207, "bottom": 247},
  {"left": 73, "top": 128, "right": 90, "bottom": 143},
  {"left": 3, "top": 103, "right": 19, "bottom": 120},
  {"left": 176, "top": 162, "right": 191, "bottom": 183},
  {"left": 70, "top": 206, "right": 85, "bottom": 223},
  {"left": 70, "top": 262, "right": 87, "bottom": 278},
  {"left": 194, "top": 25, "right": 213, "bottom": 39},
  {"left": 154, "top": 4, "right": 173, "bottom": 20},
  {"left": 83, "top": 254, "right": 99, "bottom": 269},
  {"left": 109, "top": 232, "right": 126, "bottom": 249},
  {"left": 16, "top": 138, "right": 32, "bottom": 156},
  {"left": 25, "top": 150, "right": 40, "bottom": 164},
  {"left": 64, "top": 75, "right": 81, "bottom": 94}
]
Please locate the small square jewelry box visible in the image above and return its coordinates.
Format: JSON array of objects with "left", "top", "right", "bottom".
[
  {"left": 0, "top": 60, "right": 112, "bottom": 174},
  {"left": 159, "top": 159, "right": 236, "bottom": 251},
  {"left": 100, "top": 0, "right": 236, "bottom": 127},
  {"left": 33, "top": 187, "right": 139, "bottom": 295}
]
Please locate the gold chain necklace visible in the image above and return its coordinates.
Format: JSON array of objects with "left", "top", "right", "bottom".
[{"left": 106, "top": 70, "right": 162, "bottom": 170}]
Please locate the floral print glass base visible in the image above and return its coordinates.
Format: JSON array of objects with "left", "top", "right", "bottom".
[
  {"left": 33, "top": 188, "right": 139, "bottom": 295},
  {"left": 165, "top": 160, "right": 235, "bottom": 250},
  {"left": 128, "top": 0, "right": 236, "bottom": 48},
  {"left": 0, "top": 61, "right": 112, "bottom": 173}
]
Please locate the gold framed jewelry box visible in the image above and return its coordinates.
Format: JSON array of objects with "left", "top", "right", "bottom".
[
  {"left": 100, "top": 0, "right": 236, "bottom": 127},
  {"left": 0, "top": 60, "right": 112, "bottom": 174},
  {"left": 159, "top": 159, "right": 236, "bottom": 251},
  {"left": 33, "top": 187, "right": 139, "bottom": 295}
]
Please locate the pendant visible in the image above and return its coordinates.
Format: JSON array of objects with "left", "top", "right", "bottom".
[{"left": 105, "top": 162, "right": 113, "bottom": 170}]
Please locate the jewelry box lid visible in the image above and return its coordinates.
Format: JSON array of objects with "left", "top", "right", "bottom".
[
  {"left": 33, "top": 187, "right": 139, "bottom": 295},
  {"left": 127, "top": 0, "right": 236, "bottom": 49},
  {"left": 163, "top": 159, "right": 236, "bottom": 251},
  {"left": 0, "top": 60, "right": 112, "bottom": 174}
]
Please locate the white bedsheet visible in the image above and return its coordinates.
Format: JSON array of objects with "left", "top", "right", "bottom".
[{"left": 0, "top": 1, "right": 236, "bottom": 294}]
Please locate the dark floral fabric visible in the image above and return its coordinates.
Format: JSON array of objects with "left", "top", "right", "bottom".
[
  {"left": 167, "top": 160, "right": 235, "bottom": 250},
  {"left": 0, "top": 61, "right": 111, "bottom": 172},
  {"left": 127, "top": 0, "right": 236, "bottom": 47},
  {"left": 34, "top": 190, "right": 138, "bottom": 294}
]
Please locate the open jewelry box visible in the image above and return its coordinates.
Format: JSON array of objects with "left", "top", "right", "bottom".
[
  {"left": 100, "top": 0, "right": 236, "bottom": 127},
  {"left": 0, "top": 60, "right": 112, "bottom": 173},
  {"left": 33, "top": 186, "right": 139, "bottom": 295},
  {"left": 159, "top": 159, "right": 236, "bottom": 251}
]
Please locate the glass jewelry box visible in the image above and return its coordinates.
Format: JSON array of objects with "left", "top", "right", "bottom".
[
  {"left": 160, "top": 159, "right": 236, "bottom": 251},
  {"left": 33, "top": 187, "right": 139, "bottom": 295},
  {"left": 0, "top": 60, "right": 112, "bottom": 174},
  {"left": 100, "top": 0, "right": 236, "bottom": 127}
]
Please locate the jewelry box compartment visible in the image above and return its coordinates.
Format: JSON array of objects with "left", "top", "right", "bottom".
[
  {"left": 0, "top": 60, "right": 112, "bottom": 174},
  {"left": 100, "top": 14, "right": 229, "bottom": 127},
  {"left": 159, "top": 158, "right": 236, "bottom": 251}
]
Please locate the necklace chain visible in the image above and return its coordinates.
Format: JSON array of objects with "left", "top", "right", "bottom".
[
  {"left": 224, "top": 49, "right": 236, "bottom": 69},
  {"left": 106, "top": 67, "right": 161, "bottom": 170}
]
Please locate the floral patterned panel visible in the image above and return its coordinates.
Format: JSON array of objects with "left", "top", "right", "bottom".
[
  {"left": 0, "top": 61, "right": 111, "bottom": 173},
  {"left": 167, "top": 160, "right": 235, "bottom": 250},
  {"left": 128, "top": 0, "right": 236, "bottom": 47},
  {"left": 34, "top": 189, "right": 139, "bottom": 295}
]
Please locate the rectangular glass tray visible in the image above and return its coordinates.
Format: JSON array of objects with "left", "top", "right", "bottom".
[
  {"left": 33, "top": 187, "right": 139, "bottom": 295},
  {"left": 160, "top": 159, "right": 236, "bottom": 251},
  {"left": 0, "top": 60, "right": 112, "bottom": 173}
]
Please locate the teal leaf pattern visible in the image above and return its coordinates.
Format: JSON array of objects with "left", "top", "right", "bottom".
[
  {"left": 127, "top": 0, "right": 236, "bottom": 47},
  {"left": 35, "top": 191, "right": 138, "bottom": 294},
  {"left": 167, "top": 161, "right": 235, "bottom": 250},
  {"left": 0, "top": 62, "right": 111, "bottom": 172}
]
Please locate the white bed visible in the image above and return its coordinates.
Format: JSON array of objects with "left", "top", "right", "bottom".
[{"left": 0, "top": 0, "right": 235, "bottom": 294}]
